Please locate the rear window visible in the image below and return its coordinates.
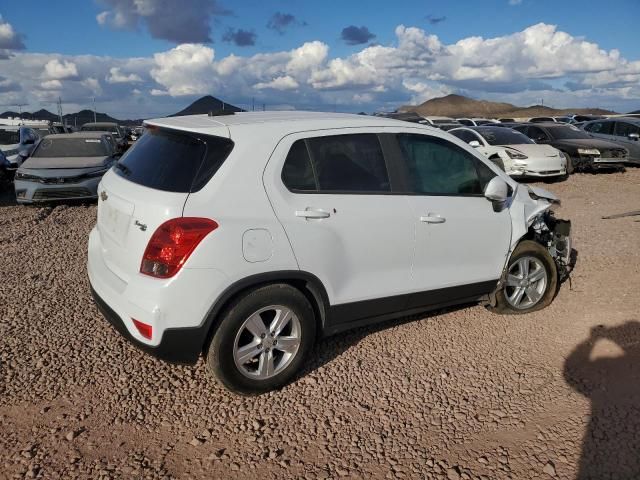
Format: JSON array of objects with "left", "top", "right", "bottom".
[
  {"left": 114, "top": 127, "right": 233, "bottom": 193},
  {"left": 32, "top": 137, "right": 110, "bottom": 157},
  {"left": 82, "top": 125, "right": 120, "bottom": 136}
]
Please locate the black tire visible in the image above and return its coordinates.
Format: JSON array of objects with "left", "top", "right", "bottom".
[
  {"left": 563, "top": 152, "right": 574, "bottom": 174},
  {"left": 206, "top": 284, "right": 316, "bottom": 395},
  {"left": 489, "top": 240, "right": 558, "bottom": 315}
]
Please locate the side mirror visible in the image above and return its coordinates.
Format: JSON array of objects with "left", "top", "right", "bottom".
[
  {"left": 469, "top": 140, "right": 481, "bottom": 148},
  {"left": 484, "top": 176, "right": 509, "bottom": 203},
  {"left": 629, "top": 133, "right": 639, "bottom": 141},
  {"left": 535, "top": 136, "right": 548, "bottom": 143}
]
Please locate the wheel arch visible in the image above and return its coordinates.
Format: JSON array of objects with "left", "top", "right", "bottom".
[{"left": 199, "top": 270, "right": 330, "bottom": 354}]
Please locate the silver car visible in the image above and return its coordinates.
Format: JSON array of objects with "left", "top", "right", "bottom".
[
  {"left": 581, "top": 117, "right": 640, "bottom": 165},
  {"left": 14, "top": 132, "right": 118, "bottom": 203}
]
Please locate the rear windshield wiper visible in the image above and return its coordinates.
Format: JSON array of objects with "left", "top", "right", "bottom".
[{"left": 114, "top": 162, "right": 132, "bottom": 176}]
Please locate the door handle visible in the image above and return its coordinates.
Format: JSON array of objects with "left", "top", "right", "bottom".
[
  {"left": 295, "top": 209, "right": 330, "bottom": 219},
  {"left": 420, "top": 214, "right": 446, "bottom": 224}
]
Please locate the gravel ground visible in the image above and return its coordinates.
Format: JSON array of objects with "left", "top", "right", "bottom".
[{"left": 1, "top": 170, "right": 639, "bottom": 480}]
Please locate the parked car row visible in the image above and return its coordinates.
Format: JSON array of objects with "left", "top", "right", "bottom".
[
  {"left": 385, "top": 113, "right": 638, "bottom": 179},
  {"left": 0, "top": 121, "right": 135, "bottom": 201}
]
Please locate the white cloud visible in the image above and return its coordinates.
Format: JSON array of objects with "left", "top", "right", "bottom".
[
  {"left": 0, "top": 15, "right": 26, "bottom": 58},
  {"left": 509, "top": 0, "right": 523, "bottom": 5},
  {"left": 151, "top": 44, "right": 217, "bottom": 96},
  {"left": 44, "top": 59, "right": 79, "bottom": 80},
  {"left": 106, "top": 67, "right": 143, "bottom": 83},
  {"left": 255, "top": 76, "right": 299, "bottom": 90},
  {"left": 40, "top": 80, "right": 62, "bottom": 90},
  {"left": 0, "top": 22, "right": 639, "bottom": 119},
  {"left": 81, "top": 77, "right": 102, "bottom": 95}
]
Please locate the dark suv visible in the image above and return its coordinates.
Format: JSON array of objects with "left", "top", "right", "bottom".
[{"left": 513, "top": 123, "right": 627, "bottom": 173}]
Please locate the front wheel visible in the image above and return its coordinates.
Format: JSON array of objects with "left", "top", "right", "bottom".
[
  {"left": 489, "top": 240, "right": 558, "bottom": 314},
  {"left": 206, "top": 284, "right": 316, "bottom": 395}
]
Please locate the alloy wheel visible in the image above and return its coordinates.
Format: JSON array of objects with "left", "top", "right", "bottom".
[
  {"left": 504, "top": 256, "right": 548, "bottom": 310},
  {"left": 233, "top": 305, "right": 302, "bottom": 379}
]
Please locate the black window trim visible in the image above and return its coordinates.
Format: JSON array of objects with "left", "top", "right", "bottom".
[{"left": 281, "top": 131, "right": 498, "bottom": 198}]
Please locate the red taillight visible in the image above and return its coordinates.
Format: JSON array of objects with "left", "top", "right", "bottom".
[
  {"left": 140, "top": 217, "right": 218, "bottom": 278},
  {"left": 132, "top": 319, "right": 153, "bottom": 339}
]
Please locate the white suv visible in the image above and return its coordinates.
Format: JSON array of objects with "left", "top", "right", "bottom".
[{"left": 88, "top": 112, "right": 572, "bottom": 394}]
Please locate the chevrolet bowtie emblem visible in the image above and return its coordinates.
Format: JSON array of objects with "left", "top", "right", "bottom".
[{"left": 100, "top": 191, "right": 108, "bottom": 202}]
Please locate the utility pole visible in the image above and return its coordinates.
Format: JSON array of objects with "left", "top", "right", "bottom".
[
  {"left": 57, "top": 97, "right": 64, "bottom": 126},
  {"left": 252, "top": 97, "right": 255, "bottom": 112},
  {"left": 93, "top": 97, "right": 97, "bottom": 123}
]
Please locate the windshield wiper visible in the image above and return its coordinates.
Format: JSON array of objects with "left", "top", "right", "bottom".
[{"left": 114, "top": 162, "right": 132, "bottom": 176}]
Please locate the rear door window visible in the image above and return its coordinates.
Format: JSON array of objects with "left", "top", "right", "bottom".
[
  {"left": 307, "top": 134, "right": 390, "bottom": 192},
  {"left": 114, "top": 127, "right": 233, "bottom": 193},
  {"left": 281, "top": 140, "right": 317, "bottom": 191}
]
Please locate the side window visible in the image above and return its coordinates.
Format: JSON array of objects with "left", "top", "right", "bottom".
[
  {"left": 588, "top": 121, "right": 613, "bottom": 135},
  {"left": 282, "top": 140, "right": 317, "bottom": 191},
  {"left": 397, "top": 134, "right": 484, "bottom": 195},
  {"left": 306, "top": 134, "right": 390, "bottom": 193},
  {"left": 615, "top": 122, "right": 640, "bottom": 137}
]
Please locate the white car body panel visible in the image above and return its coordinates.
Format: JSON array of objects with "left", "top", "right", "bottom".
[
  {"left": 263, "top": 127, "right": 416, "bottom": 306},
  {"left": 87, "top": 112, "right": 561, "bottom": 348}
]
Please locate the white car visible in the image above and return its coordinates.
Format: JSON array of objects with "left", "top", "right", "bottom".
[
  {"left": 88, "top": 112, "right": 572, "bottom": 394},
  {"left": 456, "top": 118, "right": 500, "bottom": 127},
  {"left": 449, "top": 126, "right": 567, "bottom": 179}
]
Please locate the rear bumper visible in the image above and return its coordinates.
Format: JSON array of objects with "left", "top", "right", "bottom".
[
  {"left": 90, "top": 285, "right": 204, "bottom": 364},
  {"left": 87, "top": 226, "right": 231, "bottom": 365}
]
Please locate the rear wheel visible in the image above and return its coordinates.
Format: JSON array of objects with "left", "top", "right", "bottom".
[
  {"left": 490, "top": 240, "right": 557, "bottom": 314},
  {"left": 207, "top": 284, "right": 316, "bottom": 395}
]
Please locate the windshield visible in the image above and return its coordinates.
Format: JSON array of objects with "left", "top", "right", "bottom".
[
  {"left": 547, "top": 126, "right": 592, "bottom": 140},
  {"left": 32, "top": 138, "right": 109, "bottom": 157},
  {"left": 477, "top": 128, "right": 534, "bottom": 145},
  {"left": 0, "top": 129, "right": 20, "bottom": 146}
]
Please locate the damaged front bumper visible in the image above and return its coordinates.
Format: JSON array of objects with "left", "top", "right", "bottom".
[{"left": 531, "top": 212, "right": 573, "bottom": 280}]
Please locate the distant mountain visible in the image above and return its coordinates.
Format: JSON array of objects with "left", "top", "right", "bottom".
[
  {"left": 401, "top": 93, "right": 617, "bottom": 119},
  {"left": 402, "top": 94, "right": 517, "bottom": 117},
  {"left": 171, "top": 95, "right": 244, "bottom": 116},
  {"left": 0, "top": 108, "right": 143, "bottom": 126},
  {"left": 629, "top": 110, "right": 640, "bottom": 115}
]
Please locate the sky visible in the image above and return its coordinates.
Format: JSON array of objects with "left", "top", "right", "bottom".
[{"left": 0, "top": 0, "right": 639, "bottom": 119}]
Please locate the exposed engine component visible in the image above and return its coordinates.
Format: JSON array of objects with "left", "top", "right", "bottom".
[{"left": 531, "top": 211, "right": 573, "bottom": 280}]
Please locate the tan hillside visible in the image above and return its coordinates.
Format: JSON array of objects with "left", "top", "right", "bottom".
[{"left": 401, "top": 94, "right": 617, "bottom": 119}]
